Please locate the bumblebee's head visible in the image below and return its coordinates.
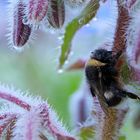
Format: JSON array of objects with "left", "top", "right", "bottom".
[{"left": 87, "top": 49, "right": 122, "bottom": 67}]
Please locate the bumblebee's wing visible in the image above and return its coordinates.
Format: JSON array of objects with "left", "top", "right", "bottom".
[{"left": 90, "top": 84, "right": 109, "bottom": 114}]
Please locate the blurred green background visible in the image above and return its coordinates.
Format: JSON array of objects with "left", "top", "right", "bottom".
[{"left": 0, "top": 1, "right": 140, "bottom": 139}]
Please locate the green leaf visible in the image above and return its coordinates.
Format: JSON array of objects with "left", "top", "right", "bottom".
[
  {"left": 77, "top": 125, "right": 95, "bottom": 140},
  {"left": 119, "top": 136, "right": 126, "bottom": 140},
  {"left": 59, "top": 0, "right": 100, "bottom": 68}
]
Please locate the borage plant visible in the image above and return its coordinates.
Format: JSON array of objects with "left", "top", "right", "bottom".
[{"left": 1, "top": 0, "right": 140, "bottom": 139}]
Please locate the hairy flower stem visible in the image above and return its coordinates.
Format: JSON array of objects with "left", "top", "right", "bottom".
[
  {"left": 93, "top": 97, "right": 128, "bottom": 140},
  {"left": 113, "top": 0, "right": 130, "bottom": 53},
  {"left": 0, "top": 92, "right": 31, "bottom": 110}
]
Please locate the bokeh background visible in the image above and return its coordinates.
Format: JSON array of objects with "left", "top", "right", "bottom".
[{"left": 0, "top": 1, "right": 140, "bottom": 139}]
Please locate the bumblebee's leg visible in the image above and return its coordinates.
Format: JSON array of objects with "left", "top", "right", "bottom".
[{"left": 122, "top": 91, "right": 140, "bottom": 100}]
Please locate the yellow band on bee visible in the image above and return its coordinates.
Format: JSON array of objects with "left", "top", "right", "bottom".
[{"left": 86, "top": 59, "right": 106, "bottom": 66}]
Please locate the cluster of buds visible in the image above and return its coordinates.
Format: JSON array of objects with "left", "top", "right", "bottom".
[
  {"left": 7, "top": 0, "right": 65, "bottom": 49},
  {"left": 7, "top": 0, "right": 88, "bottom": 49}
]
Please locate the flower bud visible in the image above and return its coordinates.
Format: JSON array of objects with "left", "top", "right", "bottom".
[
  {"left": 8, "top": 1, "right": 32, "bottom": 48},
  {"left": 47, "top": 0, "right": 65, "bottom": 28},
  {"left": 25, "top": 0, "right": 48, "bottom": 24}
]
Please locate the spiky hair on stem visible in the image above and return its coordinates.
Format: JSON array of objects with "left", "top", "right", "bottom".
[
  {"left": 112, "top": 0, "right": 131, "bottom": 53},
  {"left": 0, "top": 84, "right": 75, "bottom": 140},
  {"left": 92, "top": 97, "right": 128, "bottom": 140}
]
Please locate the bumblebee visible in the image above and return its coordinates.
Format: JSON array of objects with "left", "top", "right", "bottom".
[{"left": 85, "top": 49, "right": 140, "bottom": 108}]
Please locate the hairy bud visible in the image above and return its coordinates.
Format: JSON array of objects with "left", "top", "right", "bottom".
[
  {"left": 25, "top": 0, "right": 48, "bottom": 24},
  {"left": 8, "top": 0, "right": 32, "bottom": 49},
  {"left": 14, "top": 3, "right": 31, "bottom": 47},
  {"left": 47, "top": 0, "right": 65, "bottom": 28}
]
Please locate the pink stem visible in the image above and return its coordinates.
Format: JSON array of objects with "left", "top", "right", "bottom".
[
  {"left": 0, "top": 92, "right": 31, "bottom": 110},
  {"left": 113, "top": 0, "right": 130, "bottom": 53}
]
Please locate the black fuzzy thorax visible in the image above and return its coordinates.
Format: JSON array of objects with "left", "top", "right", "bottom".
[{"left": 85, "top": 65, "right": 119, "bottom": 87}]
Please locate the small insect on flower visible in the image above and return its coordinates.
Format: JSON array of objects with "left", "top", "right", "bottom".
[{"left": 85, "top": 49, "right": 140, "bottom": 109}]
